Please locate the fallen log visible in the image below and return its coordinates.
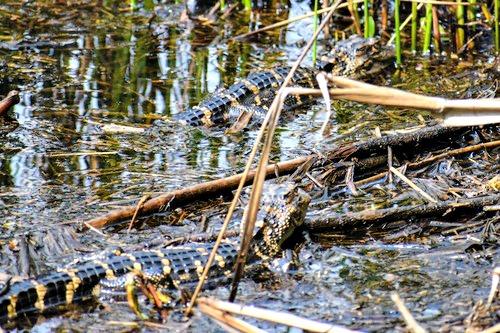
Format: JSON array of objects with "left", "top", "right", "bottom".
[
  {"left": 305, "top": 193, "right": 500, "bottom": 232},
  {"left": 83, "top": 124, "right": 471, "bottom": 230}
]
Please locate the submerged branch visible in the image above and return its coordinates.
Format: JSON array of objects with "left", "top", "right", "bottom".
[{"left": 306, "top": 193, "right": 500, "bottom": 231}]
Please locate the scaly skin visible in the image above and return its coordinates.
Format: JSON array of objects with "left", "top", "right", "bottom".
[
  {"left": 173, "top": 36, "right": 393, "bottom": 127},
  {"left": 0, "top": 183, "right": 310, "bottom": 324}
]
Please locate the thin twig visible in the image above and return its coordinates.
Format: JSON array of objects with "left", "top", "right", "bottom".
[
  {"left": 390, "top": 166, "right": 438, "bottom": 203},
  {"left": 127, "top": 194, "right": 151, "bottom": 233},
  {"left": 198, "top": 302, "right": 266, "bottom": 333},
  {"left": 391, "top": 293, "right": 427, "bottom": 333},
  {"left": 198, "top": 298, "right": 361, "bottom": 333}
]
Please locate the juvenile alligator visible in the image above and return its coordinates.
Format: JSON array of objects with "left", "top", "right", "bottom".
[
  {"left": 172, "top": 36, "right": 393, "bottom": 127},
  {"left": 0, "top": 183, "right": 310, "bottom": 324}
]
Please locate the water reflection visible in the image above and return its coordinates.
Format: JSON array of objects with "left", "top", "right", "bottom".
[
  {"left": 0, "top": 1, "right": 485, "bottom": 220},
  {"left": 0, "top": 2, "right": 294, "bottom": 199}
]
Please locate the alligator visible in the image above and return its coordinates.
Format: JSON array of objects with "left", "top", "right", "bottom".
[
  {"left": 172, "top": 35, "right": 393, "bottom": 127},
  {"left": 0, "top": 183, "right": 310, "bottom": 324}
]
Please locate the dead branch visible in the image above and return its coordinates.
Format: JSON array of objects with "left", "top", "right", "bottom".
[
  {"left": 0, "top": 90, "right": 20, "bottom": 116},
  {"left": 306, "top": 193, "right": 500, "bottom": 232},
  {"left": 83, "top": 124, "right": 473, "bottom": 230}
]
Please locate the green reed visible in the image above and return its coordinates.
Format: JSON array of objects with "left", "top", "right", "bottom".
[
  {"left": 456, "top": 0, "right": 465, "bottom": 50},
  {"left": 496, "top": 0, "right": 499, "bottom": 52},
  {"left": 394, "top": 0, "right": 401, "bottom": 64},
  {"left": 411, "top": 1, "right": 418, "bottom": 52},
  {"left": 312, "top": 0, "right": 320, "bottom": 65},
  {"left": 220, "top": 0, "right": 226, "bottom": 10},
  {"left": 242, "top": 0, "right": 251, "bottom": 10},
  {"left": 423, "top": 3, "right": 432, "bottom": 53},
  {"left": 364, "top": 0, "right": 369, "bottom": 38}
]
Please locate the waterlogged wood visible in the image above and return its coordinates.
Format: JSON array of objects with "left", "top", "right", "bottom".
[
  {"left": 306, "top": 193, "right": 500, "bottom": 231},
  {"left": 83, "top": 125, "right": 468, "bottom": 230},
  {"left": 0, "top": 90, "right": 20, "bottom": 116}
]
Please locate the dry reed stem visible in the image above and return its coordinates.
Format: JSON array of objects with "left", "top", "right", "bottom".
[
  {"left": 127, "top": 194, "right": 151, "bottom": 233},
  {"left": 198, "top": 298, "right": 361, "bottom": 333},
  {"left": 486, "top": 267, "right": 500, "bottom": 307},
  {"left": 389, "top": 166, "right": 438, "bottom": 203},
  {"left": 186, "top": 0, "right": 345, "bottom": 313},
  {"left": 198, "top": 302, "right": 266, "bottom": 333},
  {"left": 391, "top": 293, "right": 428, "bottom": 333},
  {"left": 320, "top": 76, "right": 500, "bottom": 126},
  {"left": 230, "top": 0, "right": 345, "bottom": 302}
]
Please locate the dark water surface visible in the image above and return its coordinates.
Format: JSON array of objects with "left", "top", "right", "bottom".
[{"left": 0, "top": 1, "right": 498, "bottom": 332}]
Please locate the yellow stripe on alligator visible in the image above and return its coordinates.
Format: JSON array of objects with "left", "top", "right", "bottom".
[
  {"left": 122, "top": 253, "right": 142, "bottom": 271},
  {"left": 196, "top": 247, "right": 209, "bottom": 256},
  {"left": 32, "top": 281, "right": 48, "bottom": 312},
  {"left": 253, "top": 94, "right": 262, "bottom": 106},
  {"left": 223, "top": 92, "right": 238, "bottom": 104},
  {"left": 161, "top": 259, "right": 171, "bottom": 275},
  {"left": 7, "top": 294, "right": 18, "bottom": 319},
  {"left": 215, "top": 254, "right": 225, "bottom": 268},
  {"left": 269, "top": 69, "right": 282, "bottom": 87},
  {"left": 200, "top": 107, "right": 213, "bottom": 127},
  {"left": 62, "top": 269, "right": 82, "bottom": 305},
  {"left": 179, "top": 273, "right": 192, "bottom": 281},
  {"left": 242, "top": 80, "right": 260, "bottom": 94},
  {"left": 93, "top": 260, "right": 116, "bottom": 280},
  {"left": 194, "top": 260, "right": 204, "bottom": 276}
]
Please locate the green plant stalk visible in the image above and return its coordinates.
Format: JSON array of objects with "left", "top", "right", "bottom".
[
  {"left": 456, "top": 0, "right": 465, "bottom": 51},
  {"left": 364, "top": 0, "right": 369, "bottom": 38},
  {"left": 312, "top": 0, "right": 319, "bottom": 65},
  {"left": 423, "top": 3, "right": 432, "bottom": 53},
  {"left": 130, "top": 0, "right": 136, "bottom": 11},
  {"left": 411, "top": 1, "right": 418, "bottom": 52},
  {"left": 496, "top": 0, "right": 499, "bottom": 52},
  {"left": 220, "top": 0, "right": 226, "bottom": 10},
  {"left": 242, "top": 0, "right": 251, "bottom": 10},
  {"left": 467, "top": 0, "right": 476, "bottom": 31},
  {"left": 394, "top": 0, "right": 401, "bottom": 64}
]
